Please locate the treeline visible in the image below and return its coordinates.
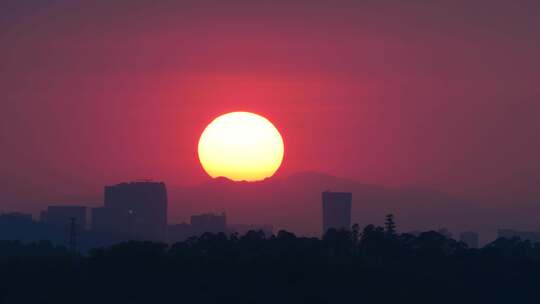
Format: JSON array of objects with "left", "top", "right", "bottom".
[{"left": 1, "top": 219, "right": 539, "bottom": 303}]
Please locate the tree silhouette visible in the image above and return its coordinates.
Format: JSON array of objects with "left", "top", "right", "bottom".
[
  {"left": 1, "top": 222, "right": 540, "bottom": 303},
  {"left": 384, "top": 213, "right": 396, "bottom": 236}
]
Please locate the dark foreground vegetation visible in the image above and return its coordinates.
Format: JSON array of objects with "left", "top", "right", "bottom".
[{"left": 1, "top": 222, "right": 539, "bottom": 303}]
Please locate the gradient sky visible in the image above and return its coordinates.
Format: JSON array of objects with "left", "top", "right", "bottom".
[{"left": 1, "top": 0, "right": 540, "bottom": 212}]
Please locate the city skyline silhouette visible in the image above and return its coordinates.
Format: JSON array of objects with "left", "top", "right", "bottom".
[{"left": 1, "top": 1, "right": 540, "bottom": 303}]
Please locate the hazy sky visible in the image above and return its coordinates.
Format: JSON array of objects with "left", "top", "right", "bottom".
[{"left": 1, "top": 0, "right": 540, "bottom": 211}]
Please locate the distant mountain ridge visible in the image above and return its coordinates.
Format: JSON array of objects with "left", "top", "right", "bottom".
[
  {"left": 168, "top": 171, "right": 483, "bottom": 237},
  {"left": 40, "top": 171, "right": 533, "bottom": 243}
]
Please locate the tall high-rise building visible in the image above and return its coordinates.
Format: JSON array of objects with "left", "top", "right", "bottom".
[
  {"left": 322, "top": 191, "right": 352, "bottom": 234},
  {"left": 460, "top": 231, "right": 479, "bottom": 248},
  {"left": 92, "top": 181, "right": 167, "bottom": 241},
  {"left": 42, "top": 205, "right": 87, "bottom": 231}
]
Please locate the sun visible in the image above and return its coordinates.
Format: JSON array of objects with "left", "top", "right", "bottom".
[{"left": 198, "top": 112, "right": 284, "bottom": 182}]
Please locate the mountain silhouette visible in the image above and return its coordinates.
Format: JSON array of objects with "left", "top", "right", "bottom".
[{"left": 168, "top": 172, "right": 490, "bottom": 238}]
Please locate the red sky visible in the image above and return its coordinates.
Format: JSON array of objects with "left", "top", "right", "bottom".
[{"left": 1, "top": 0, "right": 540, "bottom": 213}]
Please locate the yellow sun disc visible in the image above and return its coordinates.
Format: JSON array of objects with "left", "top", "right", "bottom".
[{"left": 198, "top": 112, "right": 284, "bottom": 182}]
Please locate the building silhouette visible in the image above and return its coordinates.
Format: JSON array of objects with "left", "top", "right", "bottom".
[
  {"left": 91, "top": 207, "right": 114, "bottom": 235},
  {"left": 460, "top": 231, "right": 479, "bottom": 248},
  {"left": 190, "top": 213, "right": 227, "bottom": 235},
  {"left": 92, "top": 181, "right": 167, "bottom": 241},
  {"left": 167, "top": 223, "right": 194, "bottom": 243},
  {"left": 498, "top": 229, "right": 540, "bottom": 242},
  {"left": 168, "top": 214, "right": 230, "bottom": 243},
  {"left": 0, "top": 212, "right": 35, "bottom": 241},
  {"left": 41, "top": 205, "right": 87, "bottom": 231},
  {"left": 167, "top": 218, "right": 273, "bottom": 242},
  {"left": 0, "top": 212, "right": 66, "bottom": 243},
  {"left": 322, "top": 191, "right": 352, "bottom": 234},
  {"left": 229, "top": 224, "right": 273, "bottom": 237},
  {"left": 2, "top": 212, "right": 32, "bottom": 222}
]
